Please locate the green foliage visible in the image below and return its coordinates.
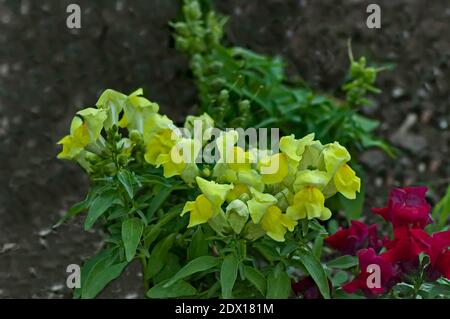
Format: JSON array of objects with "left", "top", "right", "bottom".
[
  {"left": 266, "top": 264, "right": 291, "bottom": 299},
  {"left": 220, "top": 255, "right": 239, "bottom": 298},
  {"left": 297, "top": 248, "right": 331, "bottom": 299},
  {"left": 431, "top": 184, "right": 450, "bottom": 231},
  {"left": 173, "top": 0, "right": 395, "bottom": 158}
]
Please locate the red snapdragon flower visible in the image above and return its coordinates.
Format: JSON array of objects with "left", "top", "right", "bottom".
[
  {"left": 426, "top": 230, "right": 450, "bottom": 280},
  {"left": 371, "top": 187, "right": 432, "bottom": 229},
  {"left": 325, "top": 221, "right": 383, "bottom": 255},
  {"left": 343, "top": 248, "right": 396, "bottom": 296},
  {"left": 383, "top": 227, "right": 430, "bottom": 263}
]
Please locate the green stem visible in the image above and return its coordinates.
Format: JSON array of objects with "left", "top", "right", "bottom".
[{"left": 140, "top": 256, "right": 149, "bottom": 295}]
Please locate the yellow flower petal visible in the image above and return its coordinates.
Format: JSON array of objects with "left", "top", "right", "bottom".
[
  {"left": 144, "top": 129, "right": 177, "bottom": 165},
  {"left": 76, "top": 108, "right": 107, "bottom": 142},
  {"left": 226, "top": 184, "right": 251, "bottom": 202},
  {"left": 322, "top": 142, "right": 351, "bottom": 175},
  {"left": 293, "top": 169, "right": 330, "bottom": 192},
  {"left": 228, "top": 147, "right": 252, "bottom": 171},
  {"left": 247, "top": 188, "right": 277, "bottom": 223},
  {"left": 279, "top": 133, "right": 315, "bottom": 163},
  {"left": 333, "top": 164, "right": 361, "bottom": 199},
  {"left": 259, "top": 153, "right": 289, "bottom": 184},
  {"left": 260, "top": 206, "right": 297, "bottom": 242},
  {"left": 286, "top": 186, "right": 332, "bottom": 221},
  {"left": 155, "top": 153, "right": 186, "bottom": 178},
  {"left": 184, "top": 113, "right": 215, "bottom": 144},
  {"left": 118, "top": 113, "right": 128, "bottom": 128},
  {"left": 57, "top": 118, "right": 90, "bottom": 160},
  {"left": 195, "top": 176, "right": 233, "bottom": 207},
  {"left": 181, "top": 194, "right": 213, "bottom": 227}
]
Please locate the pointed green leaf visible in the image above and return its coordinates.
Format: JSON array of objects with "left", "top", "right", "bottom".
[
  {"left": 79, "top": 249, "right": 128, "bottom": 299},
  {"left": 146, "top": 234, "right": 176, "bottom": 279},
  {"left": 84, "top": 190, "right": 116, "bottom": 230},
  {"left": 117, "top": 169, "right": 135, "bottom": 199},
  {"left": 244, "top": 266, "right": 266, "bottom": 296},
  {"left": 122, "top": 218, "right": 144, "bottom": 262},
  {"left": 164, "top": 256, "right": 220, "bottom": 288},
  {"left": 187, "top": 228, "right": 208, "bottom": 261},
  {"left": 326, "top": 255, "right": 358, "bottom": 269},
  {"left": 297, "top": 248, "right": 330, "bottom": 299},
  {"left": 266, "top": 264, "right": 291, "bottom": 299},
  {"left": 220, "top": 255, "right": 239, "bottom": 299},
  {"left": 147, "top": 280, "right": 197, "bottom": 298}
]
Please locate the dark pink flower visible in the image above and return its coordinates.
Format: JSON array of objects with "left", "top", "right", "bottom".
[
  {"left": 371, "top": 187, "right": 432, "bottom": 229},
  {"left": 343, "top": 248, "right": 396, "bottom": 296},
  {"left": 325, "top": 221, "right": 382, "bottom": 255},
  {"left": 383, "top": 227, "right": 430, "bottom": 263},
  {"left": 426, "top": 230, "right": 450, "bottom": 280}
]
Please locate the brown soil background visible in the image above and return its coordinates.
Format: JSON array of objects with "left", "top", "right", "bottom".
[{"left": 0, "top": 0, "right": 448, "bottom": 298}]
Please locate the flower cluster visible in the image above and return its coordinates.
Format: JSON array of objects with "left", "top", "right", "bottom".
[
  {"left": 58, "top": 89, "right": 361, "bottom": 243},
  {"left": 179, "top": 131, "right": 361, "bottom": 242},
  {"left": 325, "top": 186, "right": 450, "bottom": 296}
]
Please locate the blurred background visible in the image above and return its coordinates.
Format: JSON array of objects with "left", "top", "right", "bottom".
[{"left": 0, "top": 0, "right": 449, "bottom": 298}]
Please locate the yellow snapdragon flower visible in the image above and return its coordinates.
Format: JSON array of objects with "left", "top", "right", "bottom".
[
  {"left": 258, "top": 153, "right": 289, "bottom": 184},
  {"left": 286, "top": 186, "right": 332, "bottom": 221},
  {"left": 260, "top": 206, "right": 297, "bottom": 242},
  {"left": 96, "top": 89, "right": 127, "bottom": 130},
  {"left": 57, "top": 108, "right": 107, "bottom": 160},
  {"left": 322, "top": 142, "right": 360, "bottom": 199},
  {"left": 155, "top": 138, "right": 201, "bottom": 184},
  {"left": 246, "top": 188, "right": 296, "bottom": 242},
  {"left": 181, "top": 177, "right": 233, "bottom": 227},
  {"left": 121, "top": 89, "right": 159, "bottom": 133},
  {"left": 279, "top": 133, "right": 315, "bottom": 165},
  {"left": 333, "top": 163, "right": 361, "bottom": 199},
  {"left": 57, "top": 117, "right": 90, "bottom": 160},
  {"left": 181, "top": 194, "right": 213, "bottom": 227}
]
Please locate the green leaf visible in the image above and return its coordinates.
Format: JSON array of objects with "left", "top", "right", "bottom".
[
  {"left": 352, "top": 114, "right": 379, "bottom": 132},
  {"left": 220, "top": 255, "right": 239, "bottom": 299},
  {"left": 281, "top": 241, "right": 298, "bottom": 257},
  {"left": 84, "top": 190, "right": 116, "bottom": 230},
  {"left": 326, "top": 255, "right": 358, "bottom": 269},
  {"left": 121, "top": 218, "right": 144, "bottom": 262},
  {"left": 146, "top": 234, "right": 176, "bottom": 279},
  {"left": 253, "top": 242, "right": 280, "bottom": 262},
  {"left": 244, "top": 266, "right": 266, "bottom": 296},
  {"left": 360, "top": 134, "right": 396, "bottom": 157},
  {"left": 117, "top": 169, "right": 135, "bottom": 199},
  {"left": 79, "top": 249, "right": 128, "bottom": 299},
  {"left": 74, "top": 249, "right": 114, "bottom": 298},
  {"left": 312, "top": 235, "right": 324, "bottom": 259},
  {"left": 297, "top": 248, "right": 330, "bottom": 299},
  {"left": 147, "top": 280, "right": 197, "bottom": 298},
  {"left": 164, "top": 256, "right": 220, "bottom": 288},
  {"left": 432, "top": 184, "right": 450, "bottom": 230},
  {"left": 393, "top": 283, "right": 415, "bottom": 296},
  {"left": 146, "top": 185, "right": 173, "bottom": 220},
  {"left": 331, "top": 271, "right": 349, "bottom": 287},
  {"left": 187, "top": 228, "right": 209, "bottom": 261},
  {"left": 55, "top": 184, "right": 111, "bottom": 228},
  {"left": 143, "top": 226, "right": 162, "bottom": 251},
  {"left": 153, "top": 253, "right": 181, "bottom": 283},
  {"left": 266, "top": 264, "right": 291, "bottom": 299}
]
